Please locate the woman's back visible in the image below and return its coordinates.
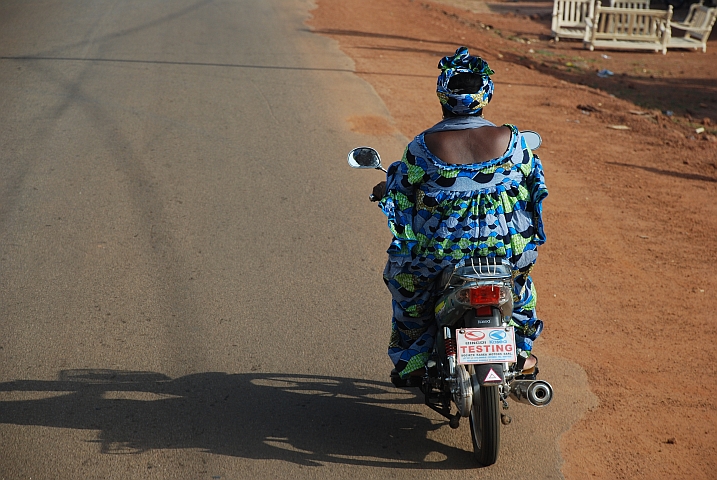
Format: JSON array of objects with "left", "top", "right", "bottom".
[
  {"left": 380, "top": 122, "right": 546, "bottom": 267},
  {"left": 423, "top": 125, "right": 512, "bottom": 165}
]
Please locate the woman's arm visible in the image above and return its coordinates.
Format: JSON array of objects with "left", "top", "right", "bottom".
[{"left": 379, "top": 152, "right": 419, "bottom": 257}]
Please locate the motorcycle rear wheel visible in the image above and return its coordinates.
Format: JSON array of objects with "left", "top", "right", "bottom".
[{"left": 469, "top": 383, "right": 501, "bottom": 466}]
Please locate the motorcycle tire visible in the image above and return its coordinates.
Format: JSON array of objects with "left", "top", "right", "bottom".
[{"left": 469, "top": 384, "right": 501, "bottom": 466}]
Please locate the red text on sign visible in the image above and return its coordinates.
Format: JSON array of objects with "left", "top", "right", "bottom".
[{"left": 460, "top": 344, "right": 514, "bottom": 354}]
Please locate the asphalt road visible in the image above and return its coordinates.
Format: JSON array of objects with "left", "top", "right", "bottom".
[{"left": 0, "top": 0, "right": 594, "bottom": 478}]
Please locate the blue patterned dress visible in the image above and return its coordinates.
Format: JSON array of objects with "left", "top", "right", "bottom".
[{"left": 379, "top": 116, "right": 548, "bottom": 378}]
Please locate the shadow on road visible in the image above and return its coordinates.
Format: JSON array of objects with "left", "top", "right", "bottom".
[
  {"left": 607, "top": 161, "right": 717, "bottom": 182},
  {"left": 0, "top": 370, "right": 477, "bottom": 469}
]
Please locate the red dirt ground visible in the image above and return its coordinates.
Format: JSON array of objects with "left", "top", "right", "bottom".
[{"left": 309, "top": 1, "right": 717, "bottom": 478}]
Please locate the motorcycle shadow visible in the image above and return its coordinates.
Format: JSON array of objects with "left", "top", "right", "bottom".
[{"left": 0, "top": 369, "right": 479, "bottom": 469}]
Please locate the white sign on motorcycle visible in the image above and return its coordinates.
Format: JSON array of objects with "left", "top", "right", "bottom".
[{"left": 456, "top": 327, "right": 517, "bottom": 364}]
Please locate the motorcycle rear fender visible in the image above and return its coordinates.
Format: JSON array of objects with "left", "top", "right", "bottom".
[
  {"left": 464, "top": 309, "right": 505, "bottom": 386},
  {"left": 464, "top": 308, "right": 502, "bottom": 328},
  {"left": 473, "top": 363, "right": 505, "bottom": 386}
]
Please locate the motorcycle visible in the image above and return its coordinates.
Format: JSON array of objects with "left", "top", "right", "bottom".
[{"left": 347, "top": 131, "right": 553, "bottom": 466}]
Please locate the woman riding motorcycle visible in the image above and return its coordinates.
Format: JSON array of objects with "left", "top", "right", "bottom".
[{"left": 373, "top": 47, "right": 548, "bottom": 382}]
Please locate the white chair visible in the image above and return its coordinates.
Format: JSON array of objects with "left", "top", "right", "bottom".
[
  {"left": 667, "top": 1, "right": 717, "bottom": 52},
  {"left": 552, "top": 0, "right": 596, "bottom": 41}
]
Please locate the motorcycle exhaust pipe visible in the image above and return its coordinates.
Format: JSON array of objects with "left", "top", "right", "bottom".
[{"left": 509, "top": 380, "right": 553, "bottom": 407}]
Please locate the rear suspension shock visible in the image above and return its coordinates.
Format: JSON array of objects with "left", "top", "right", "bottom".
[{"left": 444, "top": 327, "right": 457, "bottom": 376}]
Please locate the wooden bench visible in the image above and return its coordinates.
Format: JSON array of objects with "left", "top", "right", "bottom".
[
  {"left": 583, "top": 3, "right": 673, "bottom": 54},
  {"left": 667, "top": 2, "right": 717, "bottom": 52},
  {"left": 552, "top": 0, "right": 595, "bottom": 41},
  {"left": 610, "top": 0, "right": 650, "bottom": 8}
]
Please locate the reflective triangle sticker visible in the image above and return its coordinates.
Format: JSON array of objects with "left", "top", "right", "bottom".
[{"left": 484, "top": 369, "right": 502, "bottom": 383}]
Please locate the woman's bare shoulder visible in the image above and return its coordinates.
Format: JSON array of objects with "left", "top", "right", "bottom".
[
  {"left": 468, "top": 125, "right": 512, "bottom": 151},
  {"left": 424, "top": 126, "right": 512, "bottom": 165}
]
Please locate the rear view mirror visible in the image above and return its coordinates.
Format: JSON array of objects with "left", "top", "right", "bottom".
[
  {"left": 348, "top": 147, "right": 385, "bottom": 171},
  {"left": 521, "top": 131, "right": 542, "bottom": 150}
]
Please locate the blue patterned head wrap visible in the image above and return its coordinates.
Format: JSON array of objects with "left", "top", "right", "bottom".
[{"left": 437, "top": 47, "right": 495, "bottom": 115}]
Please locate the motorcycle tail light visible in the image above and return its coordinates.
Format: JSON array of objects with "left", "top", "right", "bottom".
[
  {"left": 468, "top": 285, "right": 501, "bottom": 305},
  {"left": 455, "top": 284, "right": 510, "bottom": 306}
]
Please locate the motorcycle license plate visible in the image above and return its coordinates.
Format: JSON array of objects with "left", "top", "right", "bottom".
[{"left": 455, "top": 327, "right": 517, "bottom": 364}]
